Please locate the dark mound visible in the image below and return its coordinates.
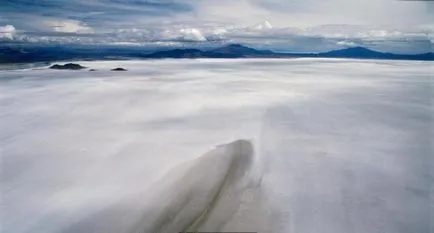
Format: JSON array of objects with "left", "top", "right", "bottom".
[
  {"left": 49, "top": 63, "right": 87, "bottom": 70},
  {"left": 111, "top": 67, "right": 127, "bottom": 71},
  {"left": 89, "top": 69, "right": 97, "bottom": 72}
]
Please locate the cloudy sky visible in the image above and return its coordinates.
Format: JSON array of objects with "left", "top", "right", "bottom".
[{"left": 0, "top": 0, "right": 433, "bottom": 53}]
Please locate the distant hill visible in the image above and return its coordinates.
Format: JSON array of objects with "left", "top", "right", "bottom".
[
  {"left": 314, "top": 47, "right": 433, "bottom": 61},
  {"left": 142, "top": 44, "right": 279, "bottom": 59},
  {"left": 141, "top": 48, "right": 204, "bottom": 59},
  {"left": 0, "top": 44, "right": 432, "bottom": 63},
  {"left": 207, "top": 44, "right": 275, "bottom": 57},
  {"left": 0, "top": 45, "right": 145, "bottom": 64}
]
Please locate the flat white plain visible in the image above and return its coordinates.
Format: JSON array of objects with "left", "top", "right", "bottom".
[{"left": 1, "top": 58, "right": 432, "bottom": 233}]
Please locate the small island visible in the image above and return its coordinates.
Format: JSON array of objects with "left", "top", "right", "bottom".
[
  {"left": 49, "top": 63, "right": 87, "bottom": 70},
  {"left": 111, "top": 67, "right": 127, "bottom": 71}
]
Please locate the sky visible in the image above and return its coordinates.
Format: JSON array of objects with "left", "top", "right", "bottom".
[{"left": 0, "top": 0, "right": 433, "bottom": 53}]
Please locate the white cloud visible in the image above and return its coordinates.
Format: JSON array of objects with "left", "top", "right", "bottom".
[
  {"left": 157, "top": 27, "right": 208, "bottom": 42},
  {"left": 0, "top": 24, "right": 16, "bottom": 39},
  {"left": 252, "top": 21, "right": 273, "bottom": 30},
  {"left": 179, "top": 28, "right": 207, "bottom": 41},
  {"left": 43, "top": 19, "right": 93, "bottom": 33},
  {"left": 337, "top": 41, "right": 358, "bottom": 47},
  {"left": 192, "top": 0, "right": 434, "bottom": 29},
  {"left": 213, "top": 28, "right": 228, "bottom": 35}
]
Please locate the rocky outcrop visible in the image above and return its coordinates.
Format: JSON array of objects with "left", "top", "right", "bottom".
[
  {"left": 49, "top": 63, "right": 87, "bottom": 70},
  {"left": 111, "top": 67, "right": 127, "bottom": 71}
]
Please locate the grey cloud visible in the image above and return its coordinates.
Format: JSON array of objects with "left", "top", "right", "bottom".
[{"left": 0, "top": 0, "right": 433, "bottom": 53}]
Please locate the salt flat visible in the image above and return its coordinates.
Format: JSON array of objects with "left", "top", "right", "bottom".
[{"left": 1, "top": 58, "right": 432, "bottom": 233}]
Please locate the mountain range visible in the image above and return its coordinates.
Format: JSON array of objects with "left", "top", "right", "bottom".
[{"left": 0, "top": 44, "right": 432, "bottom": 63}]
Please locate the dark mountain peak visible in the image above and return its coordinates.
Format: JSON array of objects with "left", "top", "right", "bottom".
[
  {"left": 320, "top": 46, "right": 384, "bottom": 58},
  {"left": 226, "top": 44, "right": 247, "bottom": 48},
  {"left": 316, "top": 46, "right": 433, "bottom": 60},
  {"left": 325, "top": 46, "right": 377, "bottom": 54},
  {"left": 213, "top": 44, "right": 255, "bottom": 51},
  {"left": 210, "top": 44, "right": 273, "bottom": 56},
  {"left": 344, "top": 46, "right": 372, "bottom": 51}
]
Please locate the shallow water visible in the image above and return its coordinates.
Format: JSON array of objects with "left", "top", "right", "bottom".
[{"left": 1, "top": 58, "right": 432, "bottom": 233}]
